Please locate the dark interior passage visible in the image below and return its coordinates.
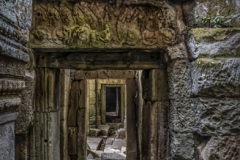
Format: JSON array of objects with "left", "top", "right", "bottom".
[{"left": 106, "top": 87, "right": 121, "bottom": 123}]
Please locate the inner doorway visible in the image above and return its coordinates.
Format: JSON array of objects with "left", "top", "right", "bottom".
[
  {"left": 33, "top": 51, "right": 167, "bottom": 160},
  {"left": 70, "top": 71, "right": 134, "bottom": 160},
  {"left": 105, "top": 86, "right": 121, "bottom": 123}
]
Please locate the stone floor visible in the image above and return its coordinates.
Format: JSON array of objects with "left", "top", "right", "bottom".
[{"left": 87, "top": 136, "right": 126, "bottom": 160}]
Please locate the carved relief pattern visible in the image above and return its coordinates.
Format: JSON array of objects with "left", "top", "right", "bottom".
[
  {"left": 0, "top": 79, "right": 25, "bottom": 94},
  {"left": 30, "top": 2, "right": 178, "bottom": 48},
  {"left": 0, "top": 58, "right": 25, "bottom": 77},
  {"left": 0, "top": 96, "right": 21, "bottom": 111}
]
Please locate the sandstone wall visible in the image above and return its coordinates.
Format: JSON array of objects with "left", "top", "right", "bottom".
[
  {"left": 0, "top": 0, "right": 238, "bottom": 159},
  {"left": 0, "top": 0, "right": 33, "bottom": 159}
]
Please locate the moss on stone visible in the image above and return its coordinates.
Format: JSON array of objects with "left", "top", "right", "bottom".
[
  {"left": 196, "top": 58, "right": 222, "bottom": 68},
  {"left": 191, "top": 28, "right": 240, "bottom": 42}
]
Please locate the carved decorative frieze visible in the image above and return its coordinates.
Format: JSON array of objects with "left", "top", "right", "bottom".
[
  {"left": 0, "top": 79, "right": 25, "bottom": 94},
  {"left": 30, "top": 2, "right": 178, "bottom": 49},
  {"left": 0, "top": 36, "right": 29, "bottom": 62},
  {"left": 0, "top": 58, "right": 25, "bottom": 77}
]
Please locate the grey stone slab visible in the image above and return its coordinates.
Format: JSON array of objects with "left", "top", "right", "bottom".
[
  {"left": 170, "top": 99, "right": 199, "bottom": 133},
  {"left": 105, "top": 138, "right": 114, "bottom": 146},
  {"left": 112, "top": 140, "right": 126, "bottom": 150},
  {"left": 168, "top": 60, "right": 192, "bottom": 99},
  {"left": 89, "top": 128, "right": 101, "bottom": 137},
  {"left": 101, "top": 153, "right": 126, "bottom": 160},
  {"left": 87, "top": 137, "right": 102, "bottom": 151},
  {"left": 0, "top": 112, "right": 18, "bottom": 124},
  {"left": 0, "top": 120, "right": 15, "bottom": 160},
  {"left": 170, "top": 132, "right": 195, "bottom": 160},
  {"left": 98, "top": 125, "right": 110, "bottom": 136},
  {"left": 198, "top": 136, "right": 240, "bottom": 160},
  {"left": 191, "top": 59, "right": 240, "bottom": 97}
]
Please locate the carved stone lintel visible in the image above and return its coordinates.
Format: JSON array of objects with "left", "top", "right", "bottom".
[{"left": 30, "top": 1, "right": 178, "bottom": 49}]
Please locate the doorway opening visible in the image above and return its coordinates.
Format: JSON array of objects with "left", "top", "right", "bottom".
[
  {"left": 82, "top": 76, "right": 129, "bottom": 160},
  {"left": 105, "top": 87, "right": 121, "bottom": 123},
  {"left": 33, "top": 50, "right": 168, "bottom": 160}
]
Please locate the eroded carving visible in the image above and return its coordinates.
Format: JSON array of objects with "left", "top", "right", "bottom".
[
  {"left": 0, "top": 79, "right": 25, "bottom": 94},
  {"left": 0, "top": 96, "right": 21, "bottom": 111},
  {"left": 0, "top": 57, "right": 25, "bottom": 77},
  {"left": 30, "top": 2, "right": 178, "bottom": 48}
]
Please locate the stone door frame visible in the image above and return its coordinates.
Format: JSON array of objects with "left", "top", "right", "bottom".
[
  {"left": 32, "top": 50, "right": 169, "bottom": 160},
  {"left": 98, "top": 80, "right": 126, "bottom": 125}
]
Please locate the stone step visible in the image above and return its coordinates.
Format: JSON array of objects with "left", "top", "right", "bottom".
[
  {"left": 89, "top": 128, "right": 101, "bottom": 137},
  {"left": 98, "top": 125, "right": 110, "bottom": 136},
  {"left": 87, "top": 137, "right": 102, "bottom": 151}
]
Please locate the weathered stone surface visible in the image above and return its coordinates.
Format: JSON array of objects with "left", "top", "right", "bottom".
[
  {"left": 142, "top": 69, "right": 168, "bottom": 101},
  {"left": 68, "top": 81, "right": 79, "bottom": 127},
  {"left": 0, "top": 57, "right": 25, "bottom": 78},
  {"left": 198, "top": 136, "right": 240, "bottom": 160},
  {"left": 183, "top": 0, "right": 240, "bottom": 27},
  {"left": 16, "top": 71, "right": 35, "bottom": 134},
  {"left": 30, "top": 1, "right": 178, "bottom": 49},
  {"left": 171, "top": 132, "right": 195, "bottom": 160},
  {"left": 170, "top": 97, "right": 240, "bottom": 136},
  {"left": 87, "top": 137, "right": 102, "bottom": 151},
  {"left": 60, "top": 69, "right": 71, "bottom": 160},
  {"left": 192, "top": 58, "right": 240, "bottom": 97},
  {"left": 89, "top": 128, "right": 101, "bottom": 137},
  {"left": 101, "top": 153, "right": 125, "bottom": 160},
  {"left": 0, "top": 0, "right": 17, "bottom": 23},
  {"left": 0, "top": 96, "right": 21, "bottom": 113},
  {"left": 35, "top": 51, "right": 163, "bottom": 69},
  {"left": 72, "top": 70, "right": 135, "bottom": 80},
  {"left": 0, "top": 113, "right": 18, "bottom": 160},
  {"left": 157, "top": 101, "right": 170, "bottom": 160},
  {"left": 188, "top": 28, "right": 240, "bottom": 59},
  {"left": 170, "top": 99, "right": 199, "bottom": 133},
  {"left": 98, "top": 125, "right": 110, "bottom": 136},
  {"left": 0, "top": 121, "right": 15, "bottom": 160},
  {"left": 16, "top": 133, "right": 29, "bottom": 160},
  {"left": 197, "top": 97, "right": 240, "bottom": 136},
  {"left": 77, "top": 108, "right": 87, "bottom": 160},
  {"left": 126, "top": 78, "right": 138, "bottom": 160},
  {"left": 68, "top": 127, "right": 77, "bottom": 155},
  {"left": 168, "top": 60, "right": 192, "bottom": 99},
  {"left": 167, "top": 42, "right": 189, "bottom": 60},
  {"left": 33, "top": 68, "right": 61, "bottom": 160}
]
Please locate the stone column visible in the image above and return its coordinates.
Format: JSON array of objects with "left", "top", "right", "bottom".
[
  {"left": 60, "top": 69, "right": 71, "bottom": 160},
  {"left": 33, "top": 68, "right": 61, "bottom": 160},
  {"left": 141, "top": 69, "right": 169, "bottom": 160},
  {"left": 126, "top": 79, "right": 138, "bottom": 160}
]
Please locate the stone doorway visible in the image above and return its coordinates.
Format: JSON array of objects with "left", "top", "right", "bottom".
[{"left": 32, "top": 50, "right": 169, "bottom": 160}]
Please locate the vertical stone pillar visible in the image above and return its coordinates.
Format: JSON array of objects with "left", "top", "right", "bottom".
[
  {"left": 126, "top": 79, "right": 138, "bottom": 160},
  {"left": 67, "top": 79, "right": 88, "bottom": 160},
  {"left": 33, "top": 68, "right": 60, "bottom": 160},
  {"left": 77, "top": 80, "right": 88, "bottom": 160},
  {"left": 60, "top": 69, "right": 71, "bottom": 160},
  {"left": 141, "top": 69, "right": 169, "bottom": 160}
]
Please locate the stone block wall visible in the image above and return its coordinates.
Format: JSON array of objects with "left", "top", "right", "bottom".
[
  {"left": 169, "top": 0, "right": 240, "bottom": 159},
  {"left": 1, "top": 0, "right": 239, "bottom": 159}
]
